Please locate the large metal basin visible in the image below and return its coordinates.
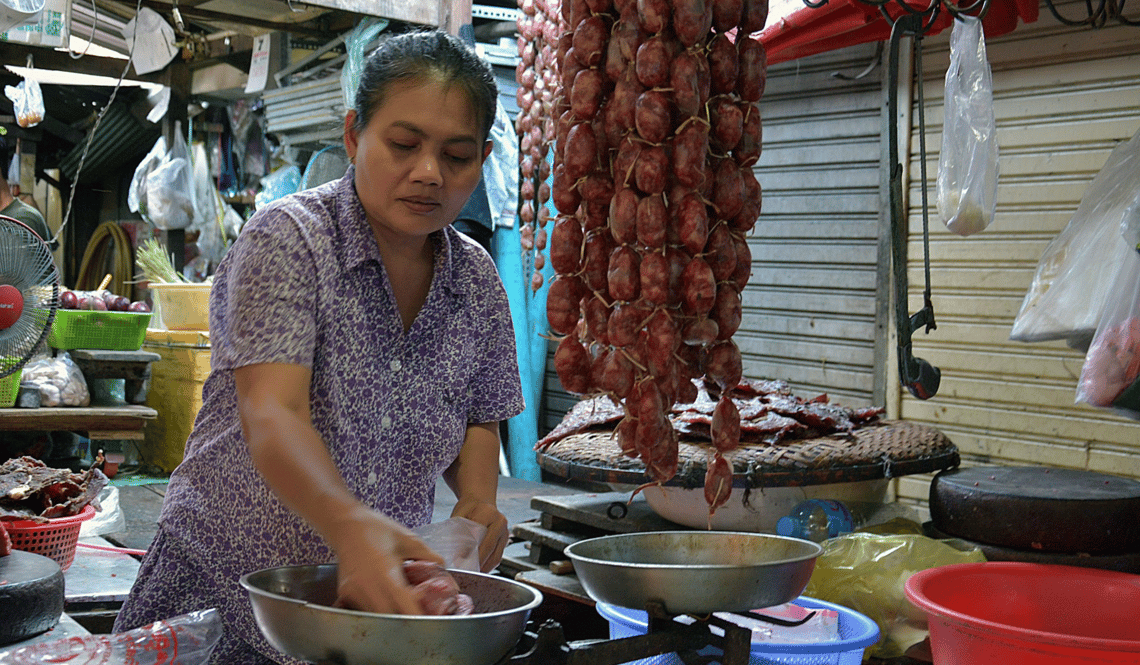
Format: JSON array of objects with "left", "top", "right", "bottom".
[
  {"left": 564, "top": 531, "right": 821, "bottom": 615},
  {"left": 240, "top": 564, "right": 542, "bottom": 665}
]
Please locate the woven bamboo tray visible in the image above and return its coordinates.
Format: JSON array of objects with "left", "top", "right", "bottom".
[{"left": 536, "top": 420, "right": 959, "bottom": 489}]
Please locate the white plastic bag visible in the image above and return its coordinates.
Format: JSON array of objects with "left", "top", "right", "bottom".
[
  {"left": 1076, "top": 243, "right": 1140, "bottom": 418},
  {"left": 78, "top": 485, "right": 126, "bottom": 537},
  {"left": 936, "top": 15, "right": 999, "bottom": 237},
  {"left": 144, "top": 121, "right": 195, "bottom": 230},
  {"left": 129, "top": 135, "right": 166, "bottom": 215},
  {"left": 1010, "top": 127, "right": 1140, "bottom": 348},
  {"left": 4, "top": 77, "right": 44, "bottom": 128}
]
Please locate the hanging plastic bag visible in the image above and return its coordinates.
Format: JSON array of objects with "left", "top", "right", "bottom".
[
  {"left": 1076, "top": 236, "right": 1140, "bottom": 418},
  {"left": 1010, "top": 127, "right": 1140, "bottom": 349},
  {"left": 4, "top": 77, "right": 44, "bottom": 129},
  {"left": 145, "top": 121, "right": 195, "bottom": 230},
  {"left": 129, "top": 135, "right": 166, "bottom": 216},
  {"left": 936, "top": 15, "right": 999, "bottom": 237},
  {"left": 340, "top": 17, "right": 389, "bottom": 111}
]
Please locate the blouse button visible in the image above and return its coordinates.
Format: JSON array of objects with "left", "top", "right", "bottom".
[
  {"left": 381, "top": 415, "right": 392, "bottom": 428},
  {"left": 390, "top": 359, "right": 402, "bottom": 371}
]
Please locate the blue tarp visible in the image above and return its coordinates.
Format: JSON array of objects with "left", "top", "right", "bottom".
[{"left": 491, "top": 220, "right": 551, "bottom": 482}]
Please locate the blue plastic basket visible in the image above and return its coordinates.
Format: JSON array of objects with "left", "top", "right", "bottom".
[{"left": 597, "top": 596, "right": 880, "bottom": 665}]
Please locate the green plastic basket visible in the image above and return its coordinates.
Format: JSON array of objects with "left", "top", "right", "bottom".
[
  {"left": 0, "top": 367, "right": 21, "bottom": 407},
  {"left": 48, "top": 310, "right": 153, "bottom": 351}
]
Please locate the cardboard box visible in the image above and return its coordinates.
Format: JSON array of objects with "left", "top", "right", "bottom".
[{"left": 142, "top": 329, "right": 210, "bottom": 473}]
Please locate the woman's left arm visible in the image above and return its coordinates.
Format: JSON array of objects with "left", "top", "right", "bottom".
[{"left": 443, "top": 421, "right": 508, "bottom": 572}]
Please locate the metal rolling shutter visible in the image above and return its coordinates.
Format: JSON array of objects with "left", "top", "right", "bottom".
[
  {"left": 745, "top": 41, "right": 887, "bottom": 408},
  {"left": 895, "top": 8, "right": 1140, "bottom": 507},
  {"left": 539, "top": 41, "right": 889, "bottom": 436}
]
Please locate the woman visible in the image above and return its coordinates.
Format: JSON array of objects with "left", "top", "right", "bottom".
[{"left": 114, "top": 31, "right": 524, "bottom": 663}]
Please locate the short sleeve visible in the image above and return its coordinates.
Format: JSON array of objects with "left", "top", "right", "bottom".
[
  {"left": 210, "top": 209, "right": 318, "bottom": 372},
  {"left": 465, "top": 253, "right": 525, "bottom": 425}
]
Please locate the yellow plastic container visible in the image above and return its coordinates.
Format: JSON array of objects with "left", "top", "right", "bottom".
[
  {"left": 142, "top": 329, "right": 211, "bottom": 472},
  {"left": 150, "top": 282, "right": 211, "bottom": 331}
]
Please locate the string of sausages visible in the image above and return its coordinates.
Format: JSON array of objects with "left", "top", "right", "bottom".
[
  {"left": 516, "top": 0, "right": 562, "bottom": 291},
  {"left": 534, "top": 0, "right": 768, "bottom": 520}
]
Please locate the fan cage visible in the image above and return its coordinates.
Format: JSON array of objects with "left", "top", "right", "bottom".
[{"left": 0, "top": 215, "right": 59, "bottom": 379}]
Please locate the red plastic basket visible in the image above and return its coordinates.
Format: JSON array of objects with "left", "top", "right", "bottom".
[{"left": 2, "top": 504, "right": 96, "bottom": 571}]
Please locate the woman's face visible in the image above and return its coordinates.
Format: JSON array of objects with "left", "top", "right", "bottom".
[{"left": 345, "top": 78, "right": 491, "bottom": 243}]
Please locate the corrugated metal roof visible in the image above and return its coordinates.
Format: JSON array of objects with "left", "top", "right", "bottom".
[{"left": 58, "top": 98, "right": 160, "bottom": 182}]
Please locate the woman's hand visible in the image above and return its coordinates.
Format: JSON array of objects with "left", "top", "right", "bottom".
[
  {"left": 451, "top": 499, "right": 508, "bottom": 572},
  {"left": 328, "top": 504, "right": 446, "bottom": 614}
]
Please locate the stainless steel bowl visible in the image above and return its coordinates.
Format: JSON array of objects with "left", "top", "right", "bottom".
[
  {"left": 564, "top": 531, "right": 822, "bottom": 615},
  {"left": 240, "top": 564, "right": 543, "bottom": 665}
]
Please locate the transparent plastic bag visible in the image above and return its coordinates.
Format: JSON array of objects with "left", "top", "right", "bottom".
[
  {"left": 145, "top": 121, "right": 195, "bottom": 230},
  {"left": 1076, "top": 244, "right": 1140, "bottom": 418},
  {"left": 253, "top": 163, "right": 300, "bottom": 210},
  {"left": 0, "top": 609, "right": 222, "bottom": 664},
  {"left": 413, "top": 517, "right": 487, "bottom": 571},
  {"left": 936, "top": 15, "right": 998, "bottom": 237},
  {"left": 21, "top": 352, "right": 90, "bottom": 407},
  {"left": 4, "top": 77, "right": 44, "bottom": 128},
  {"left": 1010, "top": 127, "right": 1140, "bottom": 348},
  {"left": 340, "top": 18, "right": 389, "bottom": 112},
  {"left": 129, "top": 135, "right": 166, "bottom": 215},
  {"left": 802, "top": 532, "right": 986, "bottom": 660}
]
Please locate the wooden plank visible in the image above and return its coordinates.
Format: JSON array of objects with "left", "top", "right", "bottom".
[
  {"left": 288, "top": 0, "right": 443, "bottom": 25},
  {"left": 88, "top": 430, "right": 145, "bottom": 441},
  {"left": 530, "top": 492, "right": 678, "bottom": 534},
  {"left": 0, "top": 406, "right": 156, "bottom": 431}
]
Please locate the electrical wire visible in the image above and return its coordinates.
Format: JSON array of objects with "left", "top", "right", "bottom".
[
  {"left": 50, "top": 0, "right": 144, "bottom": 248},
  {"left": 76, "top": 221, "right": 134, "bottom": 295},
  {"left": 68, "top": 0, "right": 99, "bottom": 59}
]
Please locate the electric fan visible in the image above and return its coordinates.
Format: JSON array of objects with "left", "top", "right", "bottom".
[
  {"left": 300, "top": 145, "right": 350, "bottom": 191},
  {"left": 0, "top": 215, "right": 59, "bottom": 382}
]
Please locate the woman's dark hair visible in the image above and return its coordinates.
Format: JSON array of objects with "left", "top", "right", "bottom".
[{"left": 353, "top": 31, "right": 498, "bottom": 144}]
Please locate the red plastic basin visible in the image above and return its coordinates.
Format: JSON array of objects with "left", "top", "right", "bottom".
[{"left": 905, "top": 562, "right": 1140, "bottom": 664}]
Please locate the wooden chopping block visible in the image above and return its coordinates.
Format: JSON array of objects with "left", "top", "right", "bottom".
[
  {"left": 929, "top": 466, "right": 1140, "bottom": 555},
  {"left": 0, "top": 549, "right": 65, "bottom": 646}
]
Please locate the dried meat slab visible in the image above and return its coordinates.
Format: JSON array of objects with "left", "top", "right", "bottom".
[
  {"left": 0, "top": 456, "right": 107, "bottom": 520},
  {"left": 535, "top": 395, "right": 625, "bottom": 450}
]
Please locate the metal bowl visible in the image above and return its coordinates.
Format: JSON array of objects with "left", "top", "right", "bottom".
[
  {"left": 240, "top": 564, "right": 543, "bottom": 665},
  {"left": 564, "top": 531, "right": 822, "bottom": 615}
]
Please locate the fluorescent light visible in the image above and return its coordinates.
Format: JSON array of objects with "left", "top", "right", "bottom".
[{"left": 5, "top": 64, "right": 163, "bottom": 91}]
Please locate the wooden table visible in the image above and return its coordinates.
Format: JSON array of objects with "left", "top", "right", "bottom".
[{"left": 0, "top": 405, "right": 157, "bottom": 473}]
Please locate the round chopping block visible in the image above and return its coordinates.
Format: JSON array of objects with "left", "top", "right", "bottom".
[
  {"left": 0, "top": 549, "right": 65, "bottom": 646},
  {"left": 929, "top": 466, "right": 1140, "bottom": 555}
]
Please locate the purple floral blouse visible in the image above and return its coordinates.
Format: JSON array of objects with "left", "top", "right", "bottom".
[{"left": 146, "top": 166, "right": 523, "bottom": 656}]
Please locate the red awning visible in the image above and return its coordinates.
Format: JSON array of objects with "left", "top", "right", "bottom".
[{"left": 759, "top": 0, "right": 1040, "bottom": 65}]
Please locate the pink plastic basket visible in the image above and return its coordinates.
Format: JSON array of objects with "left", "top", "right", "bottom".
[{"left": 2, "top": 504, "right": 96, "bottom": 571}]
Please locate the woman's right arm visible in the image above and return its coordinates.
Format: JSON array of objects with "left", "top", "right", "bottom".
[{"left": 235, "top": 361, "right": 444, "bottom": 614}]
